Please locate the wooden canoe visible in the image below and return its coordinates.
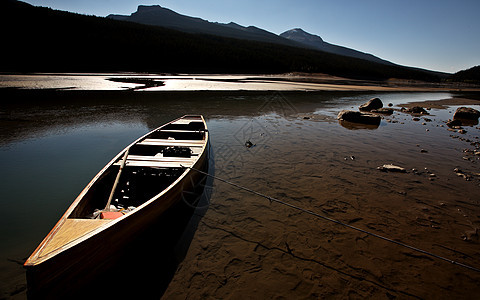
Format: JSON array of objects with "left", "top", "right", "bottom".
[{"left": 24, "top": 115, "right": 209, "bottom": 297}]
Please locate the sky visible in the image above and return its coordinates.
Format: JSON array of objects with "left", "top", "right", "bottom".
[{"left": 22, "top": 0, "right": 480, "bottom": 73}]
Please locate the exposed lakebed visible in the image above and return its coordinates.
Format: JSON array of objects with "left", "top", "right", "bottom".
[{"left": 1, "top": 89, "right": 480, "bottom": 298}]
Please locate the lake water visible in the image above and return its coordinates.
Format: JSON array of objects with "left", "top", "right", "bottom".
[{"left": 1, "top": 88, "right": 480, "bottom": 298}]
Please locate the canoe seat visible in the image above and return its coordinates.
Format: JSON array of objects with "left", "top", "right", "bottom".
[
  {"left": 124, "top": 161, "right": 193, "bottom": 168},
  {"left": 114, "top": 155, "right": 197, "bottom": 168},
  {"left": 127, "top": 155, "right": 196, "bottom": 162},
  {"left": 139, "top": 139, "right": 205, "bottom": 147},
  {"left": 160, "top": 129, "right": 206, "bottom": 133}
]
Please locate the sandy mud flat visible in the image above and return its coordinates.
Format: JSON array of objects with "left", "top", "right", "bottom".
[
  {"left": 162, "top": 95, "right": 480, "bottom": 299},
  {"left": 0, "top": 84, "right": 479, "bottom": 299}
]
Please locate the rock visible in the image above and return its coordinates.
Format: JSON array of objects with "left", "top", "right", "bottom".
[
  {"left": 462, "top": 228, "right": 478, "bottom": 242},
  {"left": 401, "top": 106, "right": 429, "bottom": 115},
  {"left": 453, "top": 107, "right": 480, "bottom": 120},
  {"left": 388, "top": 103, "right": 393, "bottom": 107},
  {"left": 377, "top": 164, "right": 407, "bottom": 173},
  {"left": 447, "top": 120, "right": 462, "bottom": 128},
  {"left": 245, "top": 140, "right": 255, "bottom": 148},
  {"left": 371, "top": 107, "right": 393, "bottom": 115},
  {"left": 359, "top": 98, "right": 383, "bottom": 111},
  {"left": 337, "top": 110, "right": 381, "bottom": 125}
]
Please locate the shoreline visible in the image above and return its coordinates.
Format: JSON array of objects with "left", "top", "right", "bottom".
[
  {"left": 399, "top": 96, "right": 480, "bottom": 109},
  {"left": 1, "top": 73, "right": 480, "bottom": 92}
]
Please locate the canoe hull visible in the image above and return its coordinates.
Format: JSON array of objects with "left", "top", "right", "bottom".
[{"left": 25, "top": 115, "right": 209, "bottom": 298}]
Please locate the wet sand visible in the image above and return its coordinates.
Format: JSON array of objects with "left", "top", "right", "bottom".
[
  {"left": 162, "top": 96, "right": 480, "bottom": 299},
  {"left": 1, "top": 89, "right": 480, "bottom": 299}
]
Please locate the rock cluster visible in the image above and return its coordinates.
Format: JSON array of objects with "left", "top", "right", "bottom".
[{"left": 337, "top": 97, "right": 387, "bottom": 127}]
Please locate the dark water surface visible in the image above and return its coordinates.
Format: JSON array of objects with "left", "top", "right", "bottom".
[{"left": 1, "top": 90, "right": 480, "bottom": 298}]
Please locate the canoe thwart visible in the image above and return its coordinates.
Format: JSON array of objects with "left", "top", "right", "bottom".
[{"left": 138, "top": 139, "right": 205, "bottom": 147}]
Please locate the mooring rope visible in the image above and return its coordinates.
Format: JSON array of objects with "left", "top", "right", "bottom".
[{"left": 182, "top": 165, "right": 480, "bottom": 273}]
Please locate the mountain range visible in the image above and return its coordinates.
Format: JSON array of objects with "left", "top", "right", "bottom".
[
  {"left": 2, "top": 0, "right": 459, "bottom": 81},
  {"left": 108, "top": 5, "right": 392, "bottom": 66}
]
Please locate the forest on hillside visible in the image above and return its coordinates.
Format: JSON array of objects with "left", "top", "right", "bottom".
[
  {"left": 1, "top": 1, "right": 442, "bottom": 81},
  {"left": 449, "top": 66, "right": 480, "bottom": 83}
]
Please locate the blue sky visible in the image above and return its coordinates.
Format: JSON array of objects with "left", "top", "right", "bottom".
[{"left": 23, "top": 0, "right": 479, "bottom": 73}]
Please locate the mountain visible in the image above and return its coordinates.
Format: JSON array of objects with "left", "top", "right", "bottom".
[
  {"left": 107, "top": 5, "right": 296, "bottom": 47},
  {"left": 108, "top": 5, "right": 394, "bottom": 66},
  {"left": 280, "top": 28, "right": 393, "bottom": 65},
  {"left": 1, "top": 0, "right": 442, "bottom": 81}
]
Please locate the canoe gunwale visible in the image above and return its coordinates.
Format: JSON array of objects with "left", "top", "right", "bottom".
[{"left": 24, "top": 115, "right": 208, "bottom": 267}]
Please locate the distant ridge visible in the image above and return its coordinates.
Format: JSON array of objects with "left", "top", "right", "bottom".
[
  {"left": 280, "top": 28, "right": 393, "bottom": 65},
  {"left": 107, "top": 5, "right": 390, "bottom": 65},
  {"left": 107, "top": 5, "right": 296, "bottom": 46}
]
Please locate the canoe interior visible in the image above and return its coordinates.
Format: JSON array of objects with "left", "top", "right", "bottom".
[
  {"left": 68, "top": 118, "right": 207, "bottom": 219},
  {"left": 69, "top": 166, "right": 186, "bottom": 218}
]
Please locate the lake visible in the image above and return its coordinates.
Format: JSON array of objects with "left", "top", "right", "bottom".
[{"left": 1, "top": 87, "right": 480, "bottom": 298}]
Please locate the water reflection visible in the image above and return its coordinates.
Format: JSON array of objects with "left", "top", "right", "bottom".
[
  {"left": 0, "top": 89, "right": 353, "bottom": 146},
  {"left": 338, "top": 119, "right": 380, "bottom": 130},
  {"left": 455, "top": 118, "right": 479, "bottom": 126}
]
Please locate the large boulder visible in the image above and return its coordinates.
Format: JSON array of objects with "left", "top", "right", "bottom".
[
  {"left": 453, "top": 107, "right": 480, "bottom": 120},
  {"left": 337, "top": 110, "right": 381, "bottom": 125},
  {"left": 359, "top": 98, "right": 383, "bottom": 111}
]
